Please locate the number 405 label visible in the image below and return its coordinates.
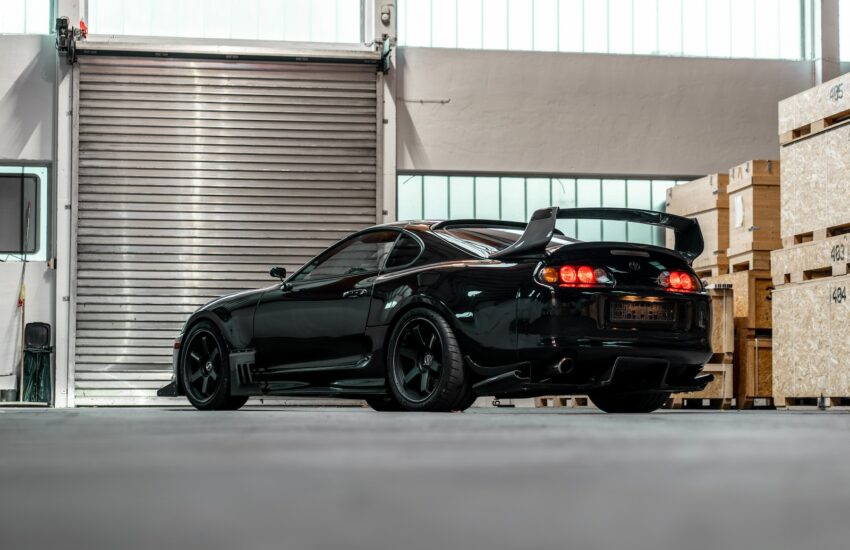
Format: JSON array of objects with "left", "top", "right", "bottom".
[{"left": 832, "top": 286, "right": 847, "bottom": 304}]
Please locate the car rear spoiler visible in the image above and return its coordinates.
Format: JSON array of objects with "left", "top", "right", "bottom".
[{"left": 489, "top": 207, "right": 704, "bottom": 263}]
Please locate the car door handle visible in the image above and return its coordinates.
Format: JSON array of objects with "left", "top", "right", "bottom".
[{"left": 342, "top": 289, "right": 368, "bottom": 298}]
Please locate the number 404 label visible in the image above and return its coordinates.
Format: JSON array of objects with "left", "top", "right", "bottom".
[{"left": 832, "top": 286, "right": 847, "bottom": 304}]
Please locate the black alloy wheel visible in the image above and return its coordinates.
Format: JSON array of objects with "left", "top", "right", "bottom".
[
  {"left": 180, "top": 321, "right": 248, "bottom": 411},
  {"left": 395, "top": 318, "right": 445, "bottom": 402},
  {"left": 387, "top": 308, "right": 469, "bottom": 412}
]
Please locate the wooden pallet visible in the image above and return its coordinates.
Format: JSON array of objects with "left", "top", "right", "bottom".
[
  {"left": 728, "top": 249, "right": 772, "bottom": 273},
  {"left": 774, "top": 396, "right": 850, "bottom": 410},
  {"left": 533, "top": 395, "right": 594, "bottom": 409},
  {"left": 665, "top": 397, "right": 732, "bottom": 410},
  {"left": 781, "top": 222, "right": 850, "bottom": 248},
  {"left": 771, "top": 232, "right": 850, "bottom": 286},
  {"left": 734, "top": 327, "right": 773, "bottom": 409},
  {"left": 779, "top": 108, "right": 850, "bottom": 146}
]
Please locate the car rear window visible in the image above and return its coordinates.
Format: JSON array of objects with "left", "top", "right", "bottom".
[{"left": 435, "top": 227, "right": 578, "bottom": 257}]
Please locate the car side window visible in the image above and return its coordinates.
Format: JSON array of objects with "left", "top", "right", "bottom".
[
  {"left": 384, "top": 233, "right": 423, "bottom": 270},
  {"left": 292, "top": 230, "right": 399, "bottom": 282}
]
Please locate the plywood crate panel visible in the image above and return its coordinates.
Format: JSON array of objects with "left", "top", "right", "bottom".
[
  {"left": 772, "top": 273, "right": 850, "bottom": 402},
  {"left": 734, "top": 329, "right": 773, "bottom": 405},
  {"left": 771, "top": 233, "right": 850, "bottom": 286},
  {"left": 707, "top": 270, "right": 773, "bottom": 329},
  {"left": 778, "top": 71, "right": 850, "bottom": 138},
  {"left": 780, "top": 124, "right": 850, "bottom": 241},
  {"left": 726, "top": 160, "right": 781, "bottom": 266},
  {"left": 666, "top": 174, "right": 729, "bottom": 276},
  {"left": 705, "top": 285, "right": 734, "bottom": 355}
]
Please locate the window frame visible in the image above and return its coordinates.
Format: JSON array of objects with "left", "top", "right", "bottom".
[
  {"left": 381, "top": 229, "right": 425, "bottom": 272},
  {"left": 288, "top": 228, "right": 404, "bottom": 284}
]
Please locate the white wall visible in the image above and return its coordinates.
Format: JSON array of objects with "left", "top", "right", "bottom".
[
  {"left": 397, "top": 47, "right": 816, "bottom": 177},
  {"left": 0, "top": 34, "right": 56, "bottom": 391},
  {"left": 0, "top": 35, "right": 55, "bottom": 161}
]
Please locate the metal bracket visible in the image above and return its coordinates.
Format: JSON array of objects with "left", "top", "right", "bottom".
[
  {"left": 55, "top": 17, "right": 84, "bottom": 65},
  {"left": 381, "top": 34, "right": 393, "bottom": 74}
]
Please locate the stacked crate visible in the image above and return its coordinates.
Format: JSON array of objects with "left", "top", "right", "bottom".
[
  {"left": 665, "top": 175, "right": 734, "bottom": 408},
  {"left": 724, "top": 160, "right": 778, "bottom": 408},
  {"left": 665, "top": 174, "right": 730, "bottom": 278},
  {"left": 772, "top": 73, "right": 850, "bottom": 408},
  {"left": 666, "top": 163, "right": 780, "bottom": 408}
]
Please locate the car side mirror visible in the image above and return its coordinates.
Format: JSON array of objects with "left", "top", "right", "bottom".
[{"left": 269, "top": 266, "right": 287, "bottom": 281}]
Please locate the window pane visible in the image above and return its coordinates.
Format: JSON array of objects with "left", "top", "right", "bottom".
[
  {"left": 558, "top": 0, "right": 583, "bottom": 52},
  {"left": 626, "top": 179, "right": 653, "bottom": 244},
  {"left": 423, "top": 176, "right": 449, "bottom": 219},
  {"left": 682, "top": 0, "right": 707, "bottom": 57},
  {"left": 609, "top": 0, "right": 634, "bottom": 55},
  {"left": 457, "top": 0, "right": 483, "bottom": 48},
  {"left": 602, "top": 179, "right": 627, "bottom": 241},
  {"left": 583, "top": 0, "right": 609, "bottom": 52},
  {"left": 483, "top": 0, "right": 509, "bottom": 49},
  {"left": 91, "top": 0, "right": 362, "bottom": 42},
  {"left": 731, "top": 0, "right": 756, "bottom": 58},
  {"left": 657, "top": 0, "right": 682, "bottom": 55},
  {"left": 553, "top": 178, "right": 577, "bottom": 237},
  {"left": 633, "top": 0, "right": 658, "bottom": 54},
  {"left": 398, "top": 176, "right": 423, "bottom": 220},
  {"left": 257, "top": 0, "right": 285, "bottom": 40},
  {"left": 500, "top": 178, "right": 526, "bottom": 222},
  {"left": 754, "top": 0, "right": 780, "bottom": 59},
  {"left": 576, "top": 179, "right": 602, "bottom": 241},
  {"left": 534, "top": 0, "right": 559, "bottom": 51},
  {"left": 652, "top": 180, "right": 676, "bottom": 244},
  {"left": 507, "top": 0, "right": 533, "bottom": 50},
  {"left": 706, "top": 0, "right": 732, "bottom": 57},
  {"left": 780, "top": 0, "right": 802, "bottom": 59},
  {"left": 526, "top": 178, "right": 552, "bottom": 219},
  {"left": 432, "top": 0, "right": 458, "bottom": 47},
  {"left": 475, "top": 177, "right": 501, "bottom": 218},
  {"left": 25, "top": 0, "right": 50, "bottom": 34},
  {"left": 449, "top": 177, "right": 475, "bottom": 218}
]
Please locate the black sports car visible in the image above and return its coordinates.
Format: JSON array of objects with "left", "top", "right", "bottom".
[{"left": 158, "top": 207, "right": 714, "bottom": 413}]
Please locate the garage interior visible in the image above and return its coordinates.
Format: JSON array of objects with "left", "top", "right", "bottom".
[{"left": 2, "top": 1, "right": 850, "bottom": 548}]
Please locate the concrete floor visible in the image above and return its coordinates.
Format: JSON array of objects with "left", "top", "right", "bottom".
[{"left": 0, "top": 407, "right": 848, "bottom": 550}]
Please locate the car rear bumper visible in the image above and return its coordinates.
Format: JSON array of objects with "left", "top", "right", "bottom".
[{"left": 471, "top": 355, "right": 713, "bottom": 399}]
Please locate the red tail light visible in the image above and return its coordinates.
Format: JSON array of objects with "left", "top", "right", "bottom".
[
  {"left": 659, "top": 270, "right": 699, "bottom": 292},
  {"left": 539, "top": 265, "right": 613, "bottom": 288}
]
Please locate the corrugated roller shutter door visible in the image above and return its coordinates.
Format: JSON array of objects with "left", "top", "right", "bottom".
[{"left": 74, "top": 56, "right": 378, "bottom": 406}]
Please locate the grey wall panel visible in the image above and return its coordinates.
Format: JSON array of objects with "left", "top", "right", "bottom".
[{"left": 74, "top": 56, "right": 378, "bottom": 404}]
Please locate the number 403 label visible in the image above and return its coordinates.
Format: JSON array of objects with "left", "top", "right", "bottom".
[{"left": 832, "top": 286, "right": 847, "bottom": 304}]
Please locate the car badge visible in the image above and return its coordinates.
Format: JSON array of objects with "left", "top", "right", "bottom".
[{"left": 628, "top": 261, "right": 641, "bottom": 271}]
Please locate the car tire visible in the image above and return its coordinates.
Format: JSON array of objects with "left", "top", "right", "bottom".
[
  {"left": 387, "top": 308, "right": 469, "bottom": 412},
  {"left": 180, "top": 320, "right": 249, "bottom": 411},
  {"left": 449, "top": 382, "right": 478, "bottom": 412},
  {"left": 365, "top": 396, "right": 404, "bottom": 412},
  {"left": 588, "top": 391, "right": 670, "bottom": 413}
]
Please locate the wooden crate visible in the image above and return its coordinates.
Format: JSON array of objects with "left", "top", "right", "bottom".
[
  {"left": 704, "top": 284, "right": 734, "bottom": 355},
  {"left": 726, "top": 160, "right": 781, "bottom": 269},
  {"left": 666, "top": 174, "right": 729, "bottom": 277},
  {"left": 771, "top": 232, "right": 850, "bottom": 286},
  {"left": 706, "top": 270, "right": 773, "bottom": 329},
  {"left": 780, "top": 118, "right": 850, "bottom": 242},
  {"left": 734, "top": 327, "right": 773, "bottom": 408},
  {"left": 772, "top": 273, "right": 850, "bottom": 406},
  {"left": 778, "top": 70, "right": 850, "bottom": 143}
]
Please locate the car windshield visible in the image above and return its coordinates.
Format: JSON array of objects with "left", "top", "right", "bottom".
[{"left": 435, "top": 227, "right": 578, "bottom": 257}]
